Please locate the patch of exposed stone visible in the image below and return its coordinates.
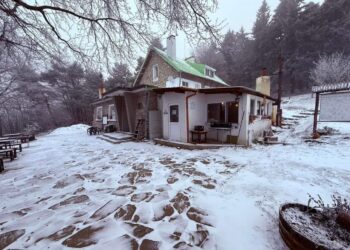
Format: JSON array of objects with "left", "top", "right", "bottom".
[
  {"left": 49, "top": 195, "right": 90, "bottom": 210},
  {"left": 0, "top": 229, "right": 25, "bottom": 249}
]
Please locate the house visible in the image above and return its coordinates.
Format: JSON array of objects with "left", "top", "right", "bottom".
[
  {"left": 92, "top": 35, "right": 229, "bottom": 138},
  {"left": 91, "top": 36, "right": 276, "bottom": 145}
]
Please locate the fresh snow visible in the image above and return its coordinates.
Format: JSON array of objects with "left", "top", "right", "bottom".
[{"left": 1, "top": 94, "right": 350, "bottom": 249}]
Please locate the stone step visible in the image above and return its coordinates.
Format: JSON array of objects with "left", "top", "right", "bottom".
[
  {"left": 97, "top": 135, "right": 133, "bottom": 144},
  {"left": 102, "top": 133, "right": 133, "bottom": 141}
]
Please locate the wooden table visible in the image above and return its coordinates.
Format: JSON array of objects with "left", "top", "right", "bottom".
[{"left": 190, "top": 130, "right": 207, "bottom": 143}]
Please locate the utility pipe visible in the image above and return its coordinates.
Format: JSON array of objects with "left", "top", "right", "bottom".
[{"left": 186, "top": 91, "right": 198, "bottom": 143}]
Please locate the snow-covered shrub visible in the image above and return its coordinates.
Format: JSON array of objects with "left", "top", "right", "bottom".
[{"left": 310, "top": 53, "right": 350, "bottom": 86}]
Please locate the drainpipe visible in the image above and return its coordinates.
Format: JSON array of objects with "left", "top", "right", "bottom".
[{"left": 186, "top": 91, "right": 197, "bottom": 143}]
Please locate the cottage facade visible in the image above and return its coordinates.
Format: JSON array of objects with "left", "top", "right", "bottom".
[{"left": 92, "top": 36, "right": 276, "bottom": 145}]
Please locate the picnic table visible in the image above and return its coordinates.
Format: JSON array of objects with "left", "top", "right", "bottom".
[
  {"left": 0, "top": 148, "right": 17, "bottom": 160},
  {"left": 3, "top": 133, "right": 31, "bottom": 143},
  {"left": 0, "top": 138, "right": 22, "bottom": 152}
]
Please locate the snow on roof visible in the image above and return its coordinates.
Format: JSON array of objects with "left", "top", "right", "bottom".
[{"left": 153, "top": 47, "right": 228, "bottom": 86}]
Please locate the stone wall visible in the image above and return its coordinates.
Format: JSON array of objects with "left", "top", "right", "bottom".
[
  {"left": 92, "top": 98, "right": 117, "bottom": 129},
  {"left": 138, "top": 51, "right": 179, "bottom": 87}
]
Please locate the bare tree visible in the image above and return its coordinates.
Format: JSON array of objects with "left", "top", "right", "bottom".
[
  {"left": 310, "top": 53, "right": 350, "bottom": 85},
  {"left": 0, "top": 0, "right": 222, "bottom": 65}
]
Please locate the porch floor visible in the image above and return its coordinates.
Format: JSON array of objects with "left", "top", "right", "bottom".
[{"left": 154, "top": 138, "right": 245, "bottom": 150}]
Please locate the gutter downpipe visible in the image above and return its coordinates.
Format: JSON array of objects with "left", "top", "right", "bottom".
[{"left": 186, "top": 91, "right": 198, "bottom": 143}]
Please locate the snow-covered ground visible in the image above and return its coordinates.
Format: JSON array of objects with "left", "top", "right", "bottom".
[{"left": 1, "top": 94, "right": 350, "bottom": 250}]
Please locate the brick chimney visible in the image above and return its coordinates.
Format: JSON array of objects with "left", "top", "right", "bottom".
[
  {"left": 256, "top": 68, "right": 271, "bottom": 96},
  {"left": 98, "top": 73, "right": 106, "bottom": 99},
  {"left": 166, "top": 35, "right": 176, "bottom": 59}
]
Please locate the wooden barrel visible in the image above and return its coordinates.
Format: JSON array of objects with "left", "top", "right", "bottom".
[{"left": 279, "top": 203, "right": 328, "bottom": 250}]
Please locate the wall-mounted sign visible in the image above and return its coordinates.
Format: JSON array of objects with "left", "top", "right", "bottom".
[{"left": 102, "top": 116, "right": 108, "bottom": 125}]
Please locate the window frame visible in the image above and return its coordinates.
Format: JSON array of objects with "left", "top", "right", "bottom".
[
  {"left": 108, "top": 104, "right": 116, "bottom": 121},
  {"left": 96, "top": 106, "right": 103, "bottom": 121},
  {"left": 152, "top": 64, "right": 159, "bottom": 82},
  {"left": 227, "top": 101, "right": 239, "bottom": 124},
  {"left": 169, "top": 105, "right": 179, "bottom": 123},
  {"left": 207, "top": 103, "right": 226, "bottom": 123},
  {"left": 182, "top": 81, "right": 189, "bottom": 87},
  {"left": 205, "top": 68, "right": 214, "bottom": 77},
  {"left": 250, "top": 99, "right": 256, "bottom": 115}
]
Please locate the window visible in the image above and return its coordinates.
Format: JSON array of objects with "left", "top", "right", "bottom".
[
  {"left": 194, "top": 83, "right": 202, "bottom": 89},
  {"left": 182, "top": 81, "right": 189, "bottom": 87},
  {"left": 205, "top": 68, "right": 214, "bottom": 77},
  {"left": 250, "top": 99, "right": 256, "bottom": 115},
  {"left": 108, "top": 105, "right": 116, "bottom": 120},
  {"left": 256, "top": 101, "right": 266, "bottom": 115},
  {"left": 170, "top": 105, "right": 179, "bottom": 122},
  {"left": 207, "top": 103, "right": 225, "bottom": 123},
  {"left": 152, "top": 64, "right": 159, "bottom": 81},
  {"left": 227, "top": 102, "right": 239, "bottom": 123},
  {"left": 137, "top": 102, "right": 143, "bottom": 110},
  {"left": 257, "top": 101, "right": 262, "bottom": 115},
  {"left": 96, "top": 106, "right": 102, "bottom": 120}
]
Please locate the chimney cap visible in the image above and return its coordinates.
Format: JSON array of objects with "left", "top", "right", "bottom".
[{"left": 261, "top": 68, "right": 268, "bottom": 76}]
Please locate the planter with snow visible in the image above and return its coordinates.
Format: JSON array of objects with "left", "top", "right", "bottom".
[{"left": 279, "top": 203, "right": 350, "bottom": 250}]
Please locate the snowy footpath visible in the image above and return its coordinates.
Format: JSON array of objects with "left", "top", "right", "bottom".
[{"left": 1, "top": 95, "right": 350, "bottom": 249}]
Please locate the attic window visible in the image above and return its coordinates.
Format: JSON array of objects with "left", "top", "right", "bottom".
[
  {"left": 152, "top": 64, "right": 159, "bottom": 82},
  {"left": 205, "top": 68, "right": 214, "bottom": 77}
]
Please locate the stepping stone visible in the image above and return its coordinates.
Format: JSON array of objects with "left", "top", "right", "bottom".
[
  {"left": 114, "top": 204, "right": 136, "bottom": 221},
  {"left": 0, "top": 229, "right": 25, "bottom": 249},
  {"left": 140, "top": 239, "right": 160, "bottom": 250},
  {"left": 49, "top": 195, "right": 90, "bottom": 210},
  {"left": 170, "top": 193, "right": 190, "bottom": 214},
  {"left": 62, "top": 225, "right": 104, "bottom": 248},
  {"left": 90, "top": 199, "right": 126, "bottom": 221},
  {"left": 186, "top": 207, "right": 212, "bottom": 227},
  {"left": 124, "top": 222, "right": 153, "bottom": 238},
  {"left": 153, "top": 204, "right": 174, "bottom": 221},
  {"left": 113, "top": 185, "right": 136, "bottom": 196}
]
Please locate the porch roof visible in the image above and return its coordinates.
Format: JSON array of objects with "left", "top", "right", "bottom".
[
  {"left": 153, "top": 86, "right": 277, "bottom": 101},
  {"left": 103, "top": 84, "right": 155, "bottom": 97}
]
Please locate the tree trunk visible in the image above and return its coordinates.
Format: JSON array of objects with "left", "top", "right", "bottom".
[{"left": 44, "top": 96, "right": 58, "bottom": 127}]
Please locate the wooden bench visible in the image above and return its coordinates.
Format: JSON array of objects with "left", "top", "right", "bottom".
[
  {"left": 0, "top": 148, "right": 17, "bottom": 161},
  {"left": 0, "top": 157, "right": 3, "bottom": 172},
  {"left": 0, "top": 143, "right": 22, "bottom": 152}
]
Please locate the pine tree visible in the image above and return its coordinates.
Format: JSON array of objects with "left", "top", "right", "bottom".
[{"left": 251, "top": 0, "right": 274, "bottom": 78}]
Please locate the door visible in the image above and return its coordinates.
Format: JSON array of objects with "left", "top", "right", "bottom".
[{"left": 169, "top": 105, "right": 181, "bottom": 141}]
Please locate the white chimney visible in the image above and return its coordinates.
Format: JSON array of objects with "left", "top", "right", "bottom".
[{"left": 166, "top": 35, "right": 176, "bottom": 59}]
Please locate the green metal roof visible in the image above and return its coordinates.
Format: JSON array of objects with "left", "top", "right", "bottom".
[{"left": 153, "top": 48, "right": 228, "bottom": 86}]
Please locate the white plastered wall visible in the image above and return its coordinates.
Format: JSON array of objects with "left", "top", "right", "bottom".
[{"left": 247, "top": 94, "right": 273, "bottom": 144}]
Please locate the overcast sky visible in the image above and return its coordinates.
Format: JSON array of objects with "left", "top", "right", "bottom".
[{"left": 175, "top": 0, "right": 323, "bottom": 59}]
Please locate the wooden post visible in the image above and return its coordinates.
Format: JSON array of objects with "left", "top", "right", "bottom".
[
  {"left": 313, "top": 92, "right": 320, "bottom": 136},
  {"left": 277, "top": 54, "right": 283, "bottom": 127}
]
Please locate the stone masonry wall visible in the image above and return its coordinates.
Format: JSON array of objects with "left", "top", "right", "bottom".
[{"left": 138, "top": 51, "right": 180, "bottom": 87}]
